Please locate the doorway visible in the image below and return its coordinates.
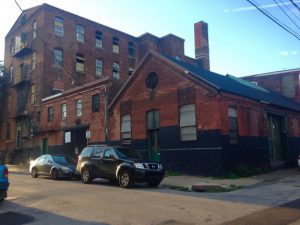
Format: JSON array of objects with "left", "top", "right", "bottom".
[
  {"left": 267, "top": 114, "right": 288, "bottom": 163},
  {"left": 41, "top": 138, "right": 48, "bottom": 155},
  {"left": 147, "top": 110, "right": 160, "bottom": 162}
]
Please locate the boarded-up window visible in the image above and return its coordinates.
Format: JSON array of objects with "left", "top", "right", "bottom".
[
  {"left": 282, "top": 75, "right": 295, "bottom": 98},
  {"left": 121, "top": 115, "right": 131, "bottom": 144},
  {"left": 147, "top": 110, "right": 159, "bottom": 130},
  {"left": 228, "top": 107, "right": 238, "bottom": 144},
  {"left": 249, "top": 110, "right": 258, "bottom": 136},
  {"left": 180, "top": 104, "right": 197, "bottom": 141}
]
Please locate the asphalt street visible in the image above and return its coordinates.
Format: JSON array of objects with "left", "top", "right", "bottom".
[{"left": 0, "top": 172, "right": 300, "bottom": 225}]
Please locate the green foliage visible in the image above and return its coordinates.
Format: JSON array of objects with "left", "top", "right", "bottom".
[{"left": 165, "top": 170, "right": 181, "bottom": 177}]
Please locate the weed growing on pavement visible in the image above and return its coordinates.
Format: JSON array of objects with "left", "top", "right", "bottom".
[{"left": 165, "top": 170, "right": 181, "bottom": 177}]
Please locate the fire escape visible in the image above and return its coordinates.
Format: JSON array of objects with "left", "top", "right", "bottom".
[{"left": 10, "top": 33, "right": 33, "bottom": 154}]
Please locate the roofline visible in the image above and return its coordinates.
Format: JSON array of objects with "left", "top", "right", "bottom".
[
  {"left": 108, "top": 50, "right": 220, "bottom": 109},
  {"left": 42, "top": 77, "right": 110, "bottom": 103},
  {"left": 243, "top": 68, "right": 300, "bottom": 78}
]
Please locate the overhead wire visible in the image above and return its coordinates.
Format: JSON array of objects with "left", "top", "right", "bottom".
[
  {"left": 273, "top": 0, "right": 300, "bottom": 31},
  {"left": 278, "top": 0, "right": 300, "bottom": 24},
  {"left": 289, "top": 0, "right": 300, "bottom": 12},
  {"left": 246, "top": 0, "right": 300, "bottom": 41}
]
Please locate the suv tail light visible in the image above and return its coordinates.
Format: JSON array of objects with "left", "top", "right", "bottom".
[{"left": 3, "top": 168, "right": 8, "bottom": 179}]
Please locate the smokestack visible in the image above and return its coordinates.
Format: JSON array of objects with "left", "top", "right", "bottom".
[{"left": 194, "top": 21, "right": 210, "bottom": 70}]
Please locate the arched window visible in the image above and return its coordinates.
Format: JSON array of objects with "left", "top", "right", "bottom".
[{"left": 180, "top": 104, "right": 196, "bottom": 141}]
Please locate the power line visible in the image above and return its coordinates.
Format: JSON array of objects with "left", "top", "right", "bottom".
[
  {"left": 273, "top": 0, "right": 300, "bottom": 31},
  {"left": 290, "top": 0, "right": 300, "bottom": 12},
  {"left": 246, "top": 0, "right": 300, "bottom": 41},
  {"left": 279, "top": 0, "right": 300, "bottom": 24}
]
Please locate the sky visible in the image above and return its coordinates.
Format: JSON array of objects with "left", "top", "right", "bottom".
[{"left": 0, "top": 0, "right": 299, "bottom": 77}]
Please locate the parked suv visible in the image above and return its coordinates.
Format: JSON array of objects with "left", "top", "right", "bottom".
[{"left": 76, "top": 145, "right": 165, "bottom": 188}]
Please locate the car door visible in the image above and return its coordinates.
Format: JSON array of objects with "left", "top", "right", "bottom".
[
  {"left": 43, "top": 155, "right": 54, "bottom": 175},
  {"left": 101, "top": 148, "right": 119, "bottom": 179},
  {"left": 35, "top": 155, "right": 47, "bottom": 175},
  {"left": 89, "top": 146, "right": 105, "bottom": 178}
]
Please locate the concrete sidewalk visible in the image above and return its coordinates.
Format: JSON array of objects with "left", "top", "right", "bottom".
[{"left": 6, "top": 164, "right": 300, "bottom": 191}]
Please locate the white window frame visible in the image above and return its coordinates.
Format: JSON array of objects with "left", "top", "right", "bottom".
[
  {"left": 76, "top": 99, "right": 82, "bottom": 117},
  {"left": 112, "top": 37, "right": 119, "bottom": 53},
  {"left": 180, "top": 104, "right": 197, "bottom": 141},
  {"left": 61, "top": 103, "right": 67, "bottom": 119},
  {"left": 95, "top": 31, "right": 103, "bottom": 48},
  {"left": 76, "top": 24, "right": 85, "bottom": 43},
  {"left": 76, "top": 54, "right": 85, "bottom": 73},
  {"left": 54, "top": 17, "right": 64, "bottom": 36},
  {"left": 54, "top": 48, "right": 63, "bottom": 68},
  {"left": 121, "top": 115, "right": 131, "bottom": 144},
  {"left": 96, "top": 59, "right": 103, "bottom": 77}
]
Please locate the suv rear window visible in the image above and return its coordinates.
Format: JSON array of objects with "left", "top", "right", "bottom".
[{"left": 80, "top": 147, "right": 94, "bottom": 157}]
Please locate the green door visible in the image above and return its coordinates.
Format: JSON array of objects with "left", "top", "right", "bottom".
[
  {"left": 147, "top": 110, "right": 160, "bottom": 162},
  {"left": 41, "top": 138, "right": 48, "bottom": 155},
  {"left": 267, "top": 114, "right": 287, "bottom": 162}
]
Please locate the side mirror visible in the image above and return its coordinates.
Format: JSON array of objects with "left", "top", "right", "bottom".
[{"left": 108, "top": 154, "right": 116, "bottom": 160}]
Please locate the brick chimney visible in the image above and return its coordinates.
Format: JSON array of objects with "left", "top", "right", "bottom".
[{"left": 194, "top": 21, "right": 210, "bottom": 70}]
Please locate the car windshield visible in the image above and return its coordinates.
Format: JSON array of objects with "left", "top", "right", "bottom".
[
  {"left": 52, "top": 155, "right": 75, "bottom": 164},
  {"left": 115, "top": 147, "right": 142, "bottom": 159}
]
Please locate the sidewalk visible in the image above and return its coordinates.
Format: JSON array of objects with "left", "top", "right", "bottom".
[{"left": 6, "top": 164, "right": 300, "bottom": 191}]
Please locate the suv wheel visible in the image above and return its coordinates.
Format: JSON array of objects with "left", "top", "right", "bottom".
[
  {"left": 81, "top": 167, "right": 92, "bottom": 184},
  {"left": 51, "top": 169, "right": 59, "bottom": 180},
  {"left": 147, "top": 180, "right": 161, "bottom": 187},
  {"left": 31, "top": 168, "right": 38, "bottom": 178},
  {"left": 118, "top": 170, "right": 132, "bottom": 188}
]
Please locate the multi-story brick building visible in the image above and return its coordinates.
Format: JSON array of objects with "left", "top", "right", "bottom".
[
  {"left": 0, "top": 3, "right": 206, "bottom": 163},
  {"left": 1, "top": 3, "right": 300, "bottom": 175},
  {"left": 243, "top": 68, "right": 300, "bottom": 103}
]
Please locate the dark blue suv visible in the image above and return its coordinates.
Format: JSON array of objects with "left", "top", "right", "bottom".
[
  {"left": 0, "top": 163, "right": 9, "bottom": 202},
  {"left": 76, "top": 145, "right": 165, "bottom": 188}
]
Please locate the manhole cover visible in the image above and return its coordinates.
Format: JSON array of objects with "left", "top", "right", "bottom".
[{"left": 0, "top": 211, "right": 35, "bottom": 225}]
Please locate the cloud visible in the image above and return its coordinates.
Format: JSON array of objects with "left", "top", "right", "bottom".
[
  {"left": 224, "top": 0, "right": 300, "bottom": 13},
  {"left": 279, "top": 50, "right": 298, "bottom": 56},
  {"left": 280, "top": 51, "right": 289, "bottom": 56}
]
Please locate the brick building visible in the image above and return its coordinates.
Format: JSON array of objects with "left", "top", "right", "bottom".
[
  {"left": 108, "top": 51, "right": 300, "bottom": 174},
  {"left": 1, "top": 4, "right": 300, "bottom": 175},
  {"left": 243, "top": 68, "right": 300, "bottom": 103},
  {"left": 0, "top": 3, "right": 205, "bottom": 163}
]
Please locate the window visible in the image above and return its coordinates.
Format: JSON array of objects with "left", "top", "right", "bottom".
[
  {"left": 76, "top": 25, "right": 84, "bottom": 43},
  {"left": 6, "top": 123, "right": 10, "bottom": 141},
  {"left": 54, "top": 17, "right": 64, "bottom": 36},
  {"left": 128, "top": 42, "right": 135, "bottom": 58},
  {"left": 95, "top": 31, "right": 102, "bottom": 48},
  {"left": 104, "top": 148, "right": 117, "bottom": 159},
  {"left": 76, "top": 54, "right": 85, "bottom": 73},
  {"left": 32, "top": 52, "right": 36, "bottom": 70},
  {"left": 121, "top": 115, "right": 131, "bottom": 144},
  {"left": 48, "top": 106, "right": 53, "bottom": 122},
  {"left": 32, "top": 21, "right": 37, "bottom": 39},
  {"left": 61, "top": 103, "right": 67, "bottom": 119},
  {"left": 113, "top": 63, "right": 119, "bottom": 79},
  {"left": 92, "top": 94, "right": 100, "bottom": 112},
  {"left": 76, "top": 99, "right": 82, "bottom": 117},
  {"left": 128, "top": 67, "right": 134, "bottom": 76},
  {"left": 112, "top": 37, "right": 119, "bottom": 53},
  {"left": 228, "top": 107, "right": 238, "bottom": 144},
  {"left": 95, "top": 59, "right": 103, "bottom": 77},
  {"left": 180, "top": 104, "right": 197, "bottom": 141},
  {"left": 16, "top": 123, "right": 22, "bottom": 149},
  {"left": 54, "top": 48, "right": 63, "bottom": 68},
  {"left": 30, "top": 84, "right": 36, "bottom": 104}
]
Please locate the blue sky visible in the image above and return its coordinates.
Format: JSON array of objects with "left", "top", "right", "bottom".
[{"left": 0, "top": 0, "right": 299, "bottom": 77}]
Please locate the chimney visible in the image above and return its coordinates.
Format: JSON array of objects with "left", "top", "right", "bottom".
[{"left": 194, "top": 21, "right": 210, "bottom": 70}]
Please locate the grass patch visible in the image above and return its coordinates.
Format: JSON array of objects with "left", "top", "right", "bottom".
[{"left": 165, "top": 170, "right": 181, "bottom": 177}]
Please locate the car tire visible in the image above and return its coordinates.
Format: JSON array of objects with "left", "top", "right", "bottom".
[
  {"left": 118, "top": 169, "right": 133, "bottom": 188},
  {"left": 0, "top": 198, "right": 4, "bottom": 203},
  {"left": 31, "top": 167, "right": 38, "bottom": 178},
  {"left": 51, "top": 169, "right": 59, "bottom": 180},
  {"left": 81, "top": 167, "right": 92, "bottom": 184},
  {"left": 147, "top": 180, "right": 161, "bottom": 187}
]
